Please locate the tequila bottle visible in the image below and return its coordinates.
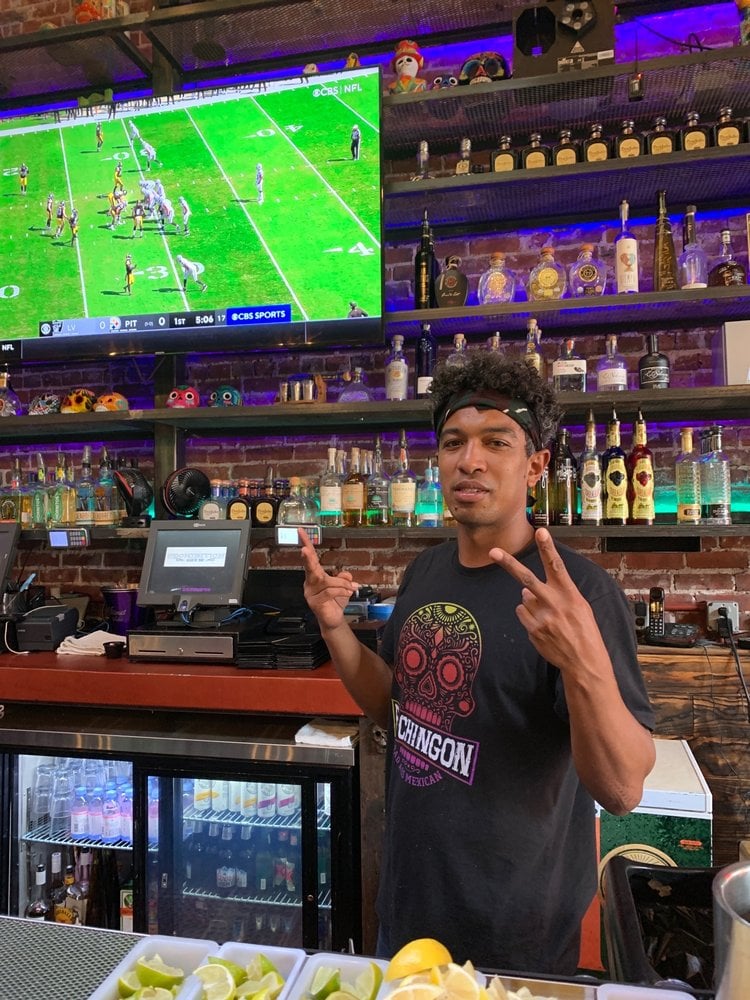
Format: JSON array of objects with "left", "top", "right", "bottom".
[
  {"left": 31, "top": 454, "right": 47, "bottom": 528},
  {"left": 627, "top": 410, "right": 655, "bottom": 525},
  {"left": 485, "top": 332, "right": 502, "bottom": 355},
  {"left": 521, "top": 133, "right": 551, "bottom": 169},
  {"left": 48, "top": 451, "right": 77, "bottom": 527},
  {"left": 677, "top": 205, "right": 708, "bottom": 289},
  {"left": 583, "top": 122, "right": 610, "bottom": 162},
  {"left": 528, "top": 247, "right": 567, "bottom": 300},
  {"left": 647, "top": 117, "right": 676, "bottom": 155},
  {"left": 529, "top": 466, "right": 550, "bottom": 527},
  {"left": 25, "top": 864, "right": 52, "bottom": 920},
  {"left": 477, "top": 252, "right": 516, "bottom": 304},
  {"left": 338, "top": 367, "right": 373, "bottom": 402},
  {"left": 616, "top": 119, "right": 643, "bottom": 158},
  {"left": 551, "top": 428, "right": 578, "bottom": 526},
  {"left": 0, "top": 368, "right": 21, "bottom": 417},
  {"left": 680, "top": 111, "right": 710, "bottom": 151},
  {"left": 700, "top": 424, "right": 731, "bottom": 525},
  {"left": 638, "top": 333, "right": 670, "bottom": 390},
  {"left": 384, "top": 334, "right": 409, "bottom": 401},
  {"left": 675, "top": 427, "right": 701, "bottom": 525},
  {"left": 568, "top": 244, "right": 607, "bottom": 297},
  {"left": 416, "top": 459, "right": 443, "bottom": 527},
  {"left": 714, "top": 106, "right": 745, "bottom": 147},
  {"left": 602, "top": 411, "right": 628, "bottom": 526},
  {"left": 708, "top": 229, "right": 747, "bottom": 287},
  {"left": 95, "top": 446, "right": 117, "bottom": 526},
  {"left": 414, "top": 322, "right": 437, "bottom": 398},
  {"left": 278, "top": 477, "right": 319, "bottom": 527},
  {"left": 445, "top": 333, "right": 469, "bottom": 368},
  {"left": 318, "top": 446, "right": 342, "bottom": 526},
  {"left": 455, "top": 137, "right": 472, "bottom": 175},
  {"left": 596, "top": 333, "right": 627, "bottom": 392},
  {"left": 414, "top": 208, "right": 437, "bottom": 309},
  {"left": 200, "top": 480, "right": 226, "bottom": 520},
  {"left": 615, "top": 199, "right": 639, "bottom": 293},
  {"left": 341, "top": 447, "right": 365, "bottom": 527},
  {"left": 523, "top": 318, "right": 544, "bottom": 379},
  {"left": 434, "top": 255, "right": 469, "bottom": 308},
  {"left": 552, "top": 338, "right": 586, "bottom": 392},
  {"left": 412, "top": 140, "right": 432, "bottom": 181},
  {"left": 552, "top": 129, "right": 579, "bottom": 166},
  {"left": 653, "top": 190, "right": 678, "bottom": 292},
  {"left": 579, "top": 411, "right": 603, "bottom": 525},
  {"left": 366, "top": 435, "right": 390, "bottom": 526},
  {"left": 390, "top": 431, "right": 417, "bottom": 527},
  {"left": 491, "top": 135, "right": 517, "bottom": 172}
]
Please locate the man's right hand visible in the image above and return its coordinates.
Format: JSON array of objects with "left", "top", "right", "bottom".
[{"left": 299, "top": 528, "right": 360, "bottom": 631}]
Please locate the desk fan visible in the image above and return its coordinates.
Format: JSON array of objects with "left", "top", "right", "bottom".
[
  {"left": 161, "top": 467, "right": 211, "bottom": 518},
  {"left": 114, "top": 467, "right": 154, "bottom": 526}
]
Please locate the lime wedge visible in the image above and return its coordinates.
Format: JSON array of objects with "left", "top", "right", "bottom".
[
  {"left": 354, "top": 963, "right": 383, "bottom": 1000},
  {"left": 194, "top": 963, "right": 236, "bottom": 1000},
  {"left": 135, "top": 955, "right": 186, "bottom": 990},
  {"left": 118, "top": 971, "right": 142, "bottom": 998},
  {"left": 309, "top": 966, "right": 341, "bottom": 1000},
  {"left": 208, "top": 956, "right": 248, "bottom": 987},
  {"left": 246, "top": 954, "right": 280, "bottom": 981}
]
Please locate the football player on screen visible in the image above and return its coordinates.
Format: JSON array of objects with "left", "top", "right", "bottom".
[
  {"left": 178, "top": 196, "right": 191, "bottom": 236},
  {"left": 176, "top": 254, "right": 207, "bottom": 292},
  {"left": 68, "top": 207, "right": 79, "bottom": 244},
  {"left": 123, "top": 254, "right": 136, "bottom": 295},
  {"left": 132, "top": 200, "right": 145, "bottom": 238},
  {"left": 128, "top": 120, "right": 140, "bottom": 142},
  {"left": 113, "top": 162, "right": 125, "bottom": 194},
  {"left": 141, "top": 141, "right": 159, "bottom": 170},
  {"left": 255, "top": 163, "right": 264, "bottom": 204},
  {"left": 351, "top": 125, "right": 361, "bottom": 160},
  {"left": 19, "top": 163, "right": 28, "bottom": 195},
  {"left": 45, "top": 192, "right": 54, "bottom": 229},
  {"left": 54, "top": 200, "right": 66, "bottom": 238},
  {"left": 96, "top": 121, "right": 104, "bottom": 152}
]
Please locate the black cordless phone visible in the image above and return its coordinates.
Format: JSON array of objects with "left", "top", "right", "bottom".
[
  {"left": 645, "top": 586, "right": 698, "bottom": 647},
  {"left": 648, "top": 587, "right": 665, "bottom": 639}
]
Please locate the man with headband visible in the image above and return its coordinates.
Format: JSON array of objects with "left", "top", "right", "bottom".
[{"left": 301, "top": 352, "right": 654, "bottom": 975}]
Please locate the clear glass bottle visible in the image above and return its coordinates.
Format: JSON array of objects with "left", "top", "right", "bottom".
[
  {"left": 579, "top": 410, "right": 603, "bottom": 525},
  {"left": 76, "top": 446, "right": 97, "bottom": 527},
  {"left": 523, "top": 318, "right": 544, "bottom": 379},
  {"left": 616, "top": 119, "right": 643, "bottom": 159},
  {"left": 366, "top": 435, "right": 390, "bottom": 526},
  {"left": 477, "top": 252, "right": 516, "bottom": 304},
  {"left": 700, "top": 424, "right": 732, "bottom": 525},
  {"left": 48, "top": 451, "right": 77, "bottom": 527},
  {"left": 529, "top": 465, "right": 550, "bottom": 527},
  {"left": 200, "top": 480, "right": 226, "bottom": 520},
  {"left": 445, "top": 333, "right": 469, "bottom": 367},
  {"left": 647, "top": 117, "right": 676, "bottom": 155},
  {"left": 552, "top": 128, "right": 579, "bottom": 166},
  {"left": 25, "top": 863, "right": 52, "bottom": 920},
  {"left": 528, "top": 246, "right": 567, "bottom": 300},
  {"left": 277, "top": 477, "right": 319, "bottom": 526},
  {"left": 627, "top": 409, "right": 655, "bottom": 525},
  {"left": 596, "top": 333, "right": 628, "bottom": 392},
  {"left": 653, "top": 190, "right": 678, "bottom": 292},
  {"left": 338, "top": 367, "right": 374, "bottom": 402},
  {"left": 615, "top": 199, "right": 639, "bottom": 293},
  {"left": 602, "top": 410, "right": 628, "bottom": 526},
  {"left": 455, "top": 136, "right": 472, "bottom": 175},
  {"left": 485, "top": 332, "right": 502, "bottom": 355},
  {"left": 680, "top": 111, "right": 711, "bottom": 151},
  {"left": 583, "top": 122, "right": 610, "bottom": 162},
  {"left": 638, "top": 333, "right": 670, "bottom": 390},
  {"left": 95, "top": 446, "right": 117, "bottom": 527},
  {"left": 552, "top": 337, "right": 586, "bottom": 392},
  {"left": 412, "top": 139, "right": 432, "bottom": 181},
  {"left": 384, "top": 334, "right": 409, "bottom": 401},
  {"left": 416, "top": 459, "right": 443, "bottom": 527},
  {"left": 31, "top": 453, "right": 47, "bottom": 528},
  {"left": 0, "top": 368, "right": 22, "bottom": 416},
  {"left": 390, "top": 431, "right": 417, "bottom": 527},
  {"left": 521, "top": 132, "right": 551, "bottom": 169},
  {"left": 341, "top": 446, "right": 365, "bottom": 527},
  {"left": 568, "top": 243, "right": 607, "bottom": 297},
  {"left": 13, "top": 458, "right": 31, "bottom": 528},
  {"left": 414, "top": 322, "right": 437, "bottom": 398},
  {"left": 551, "top": 428, "right": 578, "bottom": 526},
  {"left": 714, "top": 106, "right": 745, "bottom": 147},
  {"left": 319, "top": 446, "right": 342, "bottom": 526},
  {"left": 675, "top": 427, "right": 701, "bottom": 525},
  {"left": 491, "top": 135, "right": 517, "bottom": 172},
  {"left": 434, "top": 255, "right": 469, "bottom": 308},
  {"left": 708, "top": 229, "right": 747, "bottom": 287},
  {"left": 677, "top": 204, "right": 708, "bottom": 289}
]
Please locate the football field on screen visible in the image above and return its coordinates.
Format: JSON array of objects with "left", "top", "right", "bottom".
[{"left": 0, "top": 73, "right": 382, "bottom": 341}]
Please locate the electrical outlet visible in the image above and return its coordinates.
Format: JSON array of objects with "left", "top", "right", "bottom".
[{"left": 707, "top": 601, "right": 740, "bottom": 634}]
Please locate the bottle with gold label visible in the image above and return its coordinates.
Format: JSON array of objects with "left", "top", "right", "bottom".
[
  {"left": 523, "top": 318, "right": 544, "bottom": 379},
  {"left": 680, "top": 111, "right": 711, "bottom": 151},
  {"left": 602, "top": 410, "right": 628, "bottom": 526},
  {"left": 318, "top": 447, "right": 342, "bottom": 526},
  {"left": 390, "top": 431, "right": 417, "bottom": 527},
  {"left": 627, "top": 409, "right": 655, "bottom": 525},
  {"left": 568, "top": 244, "right": 607, "bottom": 297},
  {"left": 434, "top": 255, "right": 469, "bottom": 308},
  {"left": 521, "top": 133, "right": 551, "bottom": 169},
  {"left": 455, "top": 137, "right": 472, "bottom": 175},
  {"left": 226, "top": 492, "right": 251, "bottom": 519},
  {"left": 528, "top": 246, "right": 567, "bottom": 300},
  {"left": 477, "top": 252, "right": 516, "bottom": 304},
  {"left": 675, "top": 427, "right": 701, "bottom": 525},
  {"left": 583, "top": 122, "right": 610, "bottom": 162},
  {"left": 579, "top": 411, "right": 603, "bottom": 526},
  {"left": 341, "top": 447, "right": 365, "bottom": 527},
  {"left": 653, "top": 190, "right": 678, "bottom": 292},
  {"left": 552, "top": 129, "right": 580, "bottom": 166},
  {"left": 250, "top": 467, "right": 281, "bottom": 527},
  {"left": 616, "top": 119, "right": 643, "bottom": 159},
  {"left": 491, "top": 135, "right": 517, "bottom": 172},
  {"left": 647, "top": 117, "right": 676, "bottom": 155},
  {"left": 714, "top": 106, "right": 746, "bottom": 147},
  {"left": 708, "top": 228, "right": 747, "bottom": 286}
]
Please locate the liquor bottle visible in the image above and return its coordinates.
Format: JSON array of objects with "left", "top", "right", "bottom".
[
  {"left": 529, "top": 466, "right": 550, "bottom": 527},
  {"left": 708, "top": 229, "right": 747, "bottom": 287},
  {"left": 54, "top": 864, "right": 77, "bottom": 923},
  {"left": 414, "top": 208, "right": 437, "bottom": 309},
  {"left": 552, "top": 338, "right": 586, "bottom": 392},
  {"left": 434, "top": 255, "right": 469, "bottom": 308},
  {"left": 552, "top": 128, "right": 579, "bottom": 166},
  {"left": 216, "top": 824, "right": 237, "bottom": 896},
  {"left": 319, "top": 446, "right": 343, "bottom": 526},
  {"left": 85, "top": 846, "right": 107, "bottom": 928},
  {"left": 31, "top": 453, "right": 47, "bottom": 528},
  {"left": 583, "top": 122, "right": 610, "bottom": 162},
  {"left": 65, "top": 851, "right": 90, "bottom": 924},
  {"left": 528, "top": 246, "right": 567, "bottom": 300},
  {"left": 408, "top": 328, "right": 436, "bottom": 407},
  {"left": 338, "top": 366, "right": 373, "bottom": 402},
  {"left": 341, "top": 446, "right": 365, "bottom": 527},
  {"left": 680, "top": 111, "right": 711, "bottom": 151},
  {"left": 714, "top": 106, "right": 745, "bottom": 147},
  {"left": 416, "top": 459, "right": 443, "bottom": 527},
  {"left": 235, "top": 825, "right": 255, "bottom": 894},
  {"left": 277, "top": 477, "right": 319, "bottom": 527},
  {"left": 653, "top": 190, "right": 678, "bottom": 292},
  {"left": 701, "top": 425, "right": 732, "bottom": 525},
  {"left": 616, "top": 119, "right": 643, "bottom": 159},
  {"left": 647, "top": 117, "right": 676, "bottom": 155},
  {"left": 455, "top": 137, "right": 472, "bottom": 175},
  {"left": 0, "top": 368, "right": 22, "bottom": 417},
  {"left": 521, "top": 132, "right": 551, "bottom": 169},
  {"left": 76, "top": 446, "right": 97, "bottom": 527},
  {"left": 225, "top": 486, "right": 252, "bottom": 520},
  {"left": 49, "top": 851, "right": 66, "bottom": 909},
  {"left": 255, "top": 830, "right": 274, "bottom": 897},
  {"left": 677, "top": 205, "right": 708, "bottom": 289},
  {"left": 95, "top": 447, "right": 117, "bottom": 527},
  {"left": 25, "top": 863, "right": 52, "bottom": 920},
  {"left": 602, "top": 411, "right": 628, "bottom": 526},
  {"left": 48, "top": 451, "right": 77, "bottom": 527},
  {"left": 596, "top": 333, "right": 628, "bottom": 392},
  {"left": 627, "top": 410, "right": 655, "bottom": 525},
  {"left": 477, "top": 252, "right": 516, "bottom": 304},
  {"left": 366, "top": 435, "right": 390, "bottom": 527},
  {"left": 412, "top": 140, "right": 432, "bottom": 181},
  {"left": 445, "top": 333, "right": 468, "bottom": 367},
  {"left": 199, "top": 480, "right": 226, "bottom": 520},
  {"left": 615, "top": 199, "right": 639, "bottom": 293},
  {"left": 485, "top": 332, "right": 502, "bottom": 355},
  {"left": 579, "top": 411, "right": 603, "bottom": 525},
  {"left": 390, "top": 431, "right": 417, "bottom": 527},
  {"left": 568, "top": 244, "right": 607, "bottom": 297},
  {"left": 491, "top": 135, "right": 517, "bottom": 172},
  {"left": 250, "top": 466, "right": 282, "bottom": 528},
  {"left": 675, "top": 427, "right": 701, "bottom": 525},
  {"left": 638, "top": 333, "right": 670, "bottom": 390},
  {"left": 384, "top": 334, "right": 409, "bottom": 401},
  {"left": 551, "top": 429, "right": 578, "bottom": 526},
  {"left": 523, "top": 318, "right": 544, "bottom": 379}
]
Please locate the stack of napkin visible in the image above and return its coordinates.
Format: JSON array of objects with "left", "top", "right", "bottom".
[
  {"left": 294, "top": 717, "right": 358, "bottom": 747},
  {"left": 57, "top": 630, "right": 127, "bottom": 655}
]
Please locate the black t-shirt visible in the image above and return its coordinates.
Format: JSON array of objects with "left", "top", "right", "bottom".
[{"left": 377, "top": 538, "right": 654, "bottom": 975}]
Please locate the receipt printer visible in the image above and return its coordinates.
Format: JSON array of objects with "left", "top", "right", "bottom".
[{"left": 14, "top": 605, "right": 78, "bottom": 651}]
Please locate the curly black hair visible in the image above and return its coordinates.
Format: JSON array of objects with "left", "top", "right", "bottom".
[{"left": 429, "top": 352, "right": 563, "bottom": 449}]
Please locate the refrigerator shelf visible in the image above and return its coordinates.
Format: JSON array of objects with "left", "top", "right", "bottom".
[
  {"left": 183, "top": 805, "right": 332, "bottom": 830},
  {"left": 21, "top": 824, "right": 132, "bottom": 852},
  {"left": 182, "top": 882, "right": 332, "bottom": 910}
]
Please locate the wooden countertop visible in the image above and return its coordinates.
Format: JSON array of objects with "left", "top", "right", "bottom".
[{"left": 0, "top": 652, "right": 363, "bottom": 716}]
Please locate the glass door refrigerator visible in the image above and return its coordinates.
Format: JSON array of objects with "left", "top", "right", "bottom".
[{"left": 0, "top": 705, "right": 361, "bottom": 953}]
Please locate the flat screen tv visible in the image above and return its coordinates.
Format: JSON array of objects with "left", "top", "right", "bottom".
[
  {"left": 137, "top": 519, "right": 251, "bottom": 617},
  {"left": 0, "top": 66, "right": 383, "bottom": 362}
]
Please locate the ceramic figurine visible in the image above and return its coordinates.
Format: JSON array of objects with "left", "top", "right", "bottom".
[
  {"left": 94, "top": 391, "right": 129, "bottom": 412},
  {"left": 388, "top": 40, "right": 428, "bottom": 94},
  {"left": 208, "top": 385, "right": 243, "bottom": 407},
  {"left": 345, "top": 52, "right": 361, "bottom": 69},
  {"left": 60, "top": 388, "right": 97, "bottom": 413},
  {"left": 431, "top": 75, "right": 458, "bottom": 89},
  {"left": 166, "top": 385, "right": 201, "bottom": 408},
  {"left": 458, "top": 52, "right": 511, "bottom": 85},
  {"left": 28, "top": 393, "right": 62, "bottom": 415}
]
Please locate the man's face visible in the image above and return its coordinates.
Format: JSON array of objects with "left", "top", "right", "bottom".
[{"left": 438, "top": 406, "right": 546, "bottom": 529}]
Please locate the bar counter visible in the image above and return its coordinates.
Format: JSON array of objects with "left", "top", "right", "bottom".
[{"left": 0, "top": 652, "right": 363, "bottom": 716}]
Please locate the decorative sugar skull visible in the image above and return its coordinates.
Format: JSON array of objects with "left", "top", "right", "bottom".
[
  {"left": 166, "top": 385, "right": 201, "bottom": 408},
  {"left": 388, "top": 39, "right": 427, "bottom": 94},
  {"left": 60, "top": 388, "right": 96, "bottom": 413},
  {"left": 94, "top": 392, "right": 129, "bottom": 412},
  {"left": 208, "top": 385, "right": 242, "bottom": 407},
  {"left": 28, "top": 392, "right": 62, "bottom": 415},
  {"left": 458, "top": 51, "right": 511, "bottom": 85}
]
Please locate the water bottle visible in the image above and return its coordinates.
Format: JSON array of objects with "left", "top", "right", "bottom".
[
  {"left": 70, "top": 786, "right": 88, "bottom": 840},
  {"left": 87, "top": 786, "right": 104, "bottom": 839},
  {"left": 102, "top": 788, "right": 121, "bottom": 844},
  {"left": 147, "top": 780, "right": 159, "bottom": 845},
  {"left": 119, "top": 785, "right": 133, "bottom": 843}
]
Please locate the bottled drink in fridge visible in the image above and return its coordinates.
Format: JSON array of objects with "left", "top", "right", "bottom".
[
  {"left": 257, "top": 783, "right": 276, "bottom": 818},
  {"left": 255, "top": 831, "right": 274, "bottom": 897},
  {"left": 87, "top": 786, "right": 104, "bottom": 839},
  {"left": 70, "top": 785, "right": 88, "bottom": 840},
  {"left": 102, "top": 788, "right": 121, "bottom": 844},
  {"left": 25, "top": 863, "right": 52, "bottom": 920}
]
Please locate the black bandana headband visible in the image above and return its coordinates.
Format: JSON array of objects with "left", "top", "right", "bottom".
[{"left": 433, "top": 389, "right": 544, "bottom": 450}]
